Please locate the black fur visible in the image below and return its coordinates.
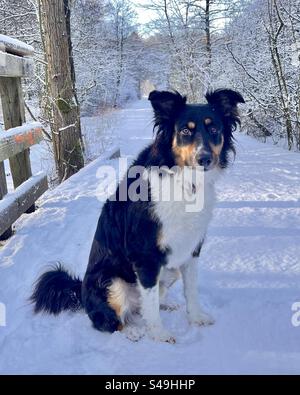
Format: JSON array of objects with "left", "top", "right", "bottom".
[
  {"left": 31, "top": 88, "right": 244, "bottom": 333},
  {"left": 205, "top": 89, "right": 245, "bottom": 167},
  {"left": 30, "top": 263, "right": 82, "bottom": 315},
  {"left": 192, "top": 240, "right": 203, "bottom": 258}
]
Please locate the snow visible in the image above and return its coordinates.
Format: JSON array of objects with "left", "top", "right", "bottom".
[
  {"left": 0, "top": 121, "right": 42, "bottom": 140},
  {"left": 0, "top": 171, "right": 46, "bottom": 218},
  {"left": 0, "top": 34, "right": 34, "bottom": 57},
  {"left": 0, "top": 100, "right": 300, "bottom": 374},
  {"left": 81, "top": 109, "right": 121, "bottom": 162}
]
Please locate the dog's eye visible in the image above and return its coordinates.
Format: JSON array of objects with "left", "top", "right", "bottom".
[{"left": 180, "top": 128, "right": 192, "bottom": 136}]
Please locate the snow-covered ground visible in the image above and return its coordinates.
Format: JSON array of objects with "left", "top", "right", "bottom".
[{"left": 0, "top": 100, "right": 300, "bottom": 374}]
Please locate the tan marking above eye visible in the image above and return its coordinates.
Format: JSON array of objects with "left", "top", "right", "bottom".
[
  {"left": 187, "top": 121, "right": 196, "bottom": 129},
  {"left": 204, "top": 118, "right": 212, "bottom": 125}
]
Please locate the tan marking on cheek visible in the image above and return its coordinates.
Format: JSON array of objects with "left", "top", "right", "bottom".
[
  {"left": 187, "top": 121, "right": 196, "bottom": 129},
  {"left": 209, "top": 135, "right": 224, "bottom": 159},
  {"left": 172, "top": 136, "right": 197, "bottom": 166},
  {"left": 204, "top": 118, "right": 212, "bottom": 125}
]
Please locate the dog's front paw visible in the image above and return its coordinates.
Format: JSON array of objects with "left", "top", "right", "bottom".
[
  {"left": 148, "top": 327, "right": 176, "bottom": 344},
  {"left": 123, "top": 325, "right": 146, "bottom": 342},
  {"left": 188, "top": 310, "right": 215, "bottom": 326}
]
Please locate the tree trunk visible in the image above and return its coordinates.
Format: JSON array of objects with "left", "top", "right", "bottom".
[
  {"left": 39, "top": 0, "right": 84, "bottom": 182},
  {"left": 205, "top": 0, "right": 212, "bottom": 72},
  {"left": 267, "top": 0, "right": 294, "bottom": 150}
]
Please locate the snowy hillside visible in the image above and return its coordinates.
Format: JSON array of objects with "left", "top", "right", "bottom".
[{"left": 0, "top": 100, "right": 300, "bottom": 374}]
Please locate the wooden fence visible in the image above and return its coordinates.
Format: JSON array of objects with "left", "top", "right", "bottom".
[{"left": 0, "top": 34, "right": 48, "bottom": 240}]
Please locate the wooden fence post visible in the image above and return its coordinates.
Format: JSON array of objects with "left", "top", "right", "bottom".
[
  {"left": 0, "top": 76, "right": 34, "bottom": 213},
  {"left": 0, "top": 34, "right": 48, "bottom": 240},
  {"left": 0, "top": 162, "right": 12, "bottom": 239}
]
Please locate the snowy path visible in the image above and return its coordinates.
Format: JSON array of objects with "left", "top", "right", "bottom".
[{"left": 0, "top": 100, "right": 300, "bottom": 374}]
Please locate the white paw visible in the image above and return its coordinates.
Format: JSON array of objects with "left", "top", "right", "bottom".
[
  {"left": 188, "top": 310, "right": 215, "bottom": 326},
  {"left": 123, "top": 325, "right": 146, "bottom": 342},
  {"left": 148, "top": 327, "right": 176, "bottom": 344},
  {"left": 160, "top": 302, "right": 180, "bottom": 312}
]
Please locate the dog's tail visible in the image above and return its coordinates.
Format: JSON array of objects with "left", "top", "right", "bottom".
[{"left": 30, "top": 263, "right": 83, "bottom": 315}]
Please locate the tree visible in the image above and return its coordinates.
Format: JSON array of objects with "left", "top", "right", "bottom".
[
  {"left": 222, "top": 0, "right": 300, "bottom": 149},
  {"left": 71, "top": 0, "right": 140, "bottom": 113},
  {"left": 38, "top": 0, "right": 84, "bottom": 181},
  {"left": 143, "top": 0, "right": 240, "bottom": 101}
]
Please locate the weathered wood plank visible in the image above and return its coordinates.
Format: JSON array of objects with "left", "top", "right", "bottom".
[
  {"left": 0, "top": 122, "right": 43, "bottom": 162},
  {"left": 0, "top": 161, "right": 12, "bottom": 239},
  {"left": 0, "top": 51, "right": 33, "bottom": 78},
  {"left": 0, "top": 162, "right": 7, "bottom": 199},
  {"left": 0, "top": 35, "right": 37, "bottom": 239},
  {"left": 0, "top": 77, "right": 32, "bottom": 190},
  {"left": 0, "top": 34, "right": 34, "bottom": 57},
  {"left": 0, "top": 172, "right": 48, "bottom": 236}
]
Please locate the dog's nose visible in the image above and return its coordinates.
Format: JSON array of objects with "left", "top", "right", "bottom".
[{"left": 198, "top": 153, "right": 213, "bottom": 169}]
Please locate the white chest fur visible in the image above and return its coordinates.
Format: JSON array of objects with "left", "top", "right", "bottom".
[{"left": 149, "top": 167, "right": 218, "bottom": 268}]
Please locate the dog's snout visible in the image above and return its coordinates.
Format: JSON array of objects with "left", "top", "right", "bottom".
[{"left": 198, "top": 153, "right": 213, "bottom": 169}]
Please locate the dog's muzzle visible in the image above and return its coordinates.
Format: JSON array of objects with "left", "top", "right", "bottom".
[{"left": 197, "top": 151, "right": 214, "bottom": 171}]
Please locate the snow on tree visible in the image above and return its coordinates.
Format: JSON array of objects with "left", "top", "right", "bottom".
[
  {"left": 219, "top": 0, "right": 300, "bottom": 149},
  {"left": 1, "top": 0, "right": 299, "bottom": 150}
]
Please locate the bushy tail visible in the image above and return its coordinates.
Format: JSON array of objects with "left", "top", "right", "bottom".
[{"left": 30, "top": 264, "right": 82, "bottom": 315}]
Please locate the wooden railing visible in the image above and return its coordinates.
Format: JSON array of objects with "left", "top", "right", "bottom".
[{"left": 0, "top": 34, "right": 48, "bottom": 239}]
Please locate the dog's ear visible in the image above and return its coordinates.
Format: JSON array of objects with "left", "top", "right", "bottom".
[
  {"left": 205, "top": 89, "right": 244, "bottom": 128},
  {"left": 148, "top": 90, "right": 186, "bottom": 123}
]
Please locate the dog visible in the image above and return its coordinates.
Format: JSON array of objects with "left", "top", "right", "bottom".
[{"left": 31, "top": 89, "right": 244, "bottom": 343}]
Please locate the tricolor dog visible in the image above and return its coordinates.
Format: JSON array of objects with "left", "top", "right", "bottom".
[{"left": 31, "top": 89, "right": 244, "bottom": 343}]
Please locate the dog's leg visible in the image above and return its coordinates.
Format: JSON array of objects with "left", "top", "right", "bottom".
[
  {"left": 138, "top": 281, "right": 176, "bottom": 343},
  {"left": 180, "top": 257, "right": 214, "bottom": 326},
  {"left": 159, "top": 268, "right": 180, "bottom": 311}
]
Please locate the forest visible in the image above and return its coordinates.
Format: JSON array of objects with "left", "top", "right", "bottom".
[{"left": 1, "top": 0, "right": 299, "bottom": 170}]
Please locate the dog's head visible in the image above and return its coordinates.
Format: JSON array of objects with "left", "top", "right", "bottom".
[{"left": 148, "top": 89, "right": 245, "bottom": 170}]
